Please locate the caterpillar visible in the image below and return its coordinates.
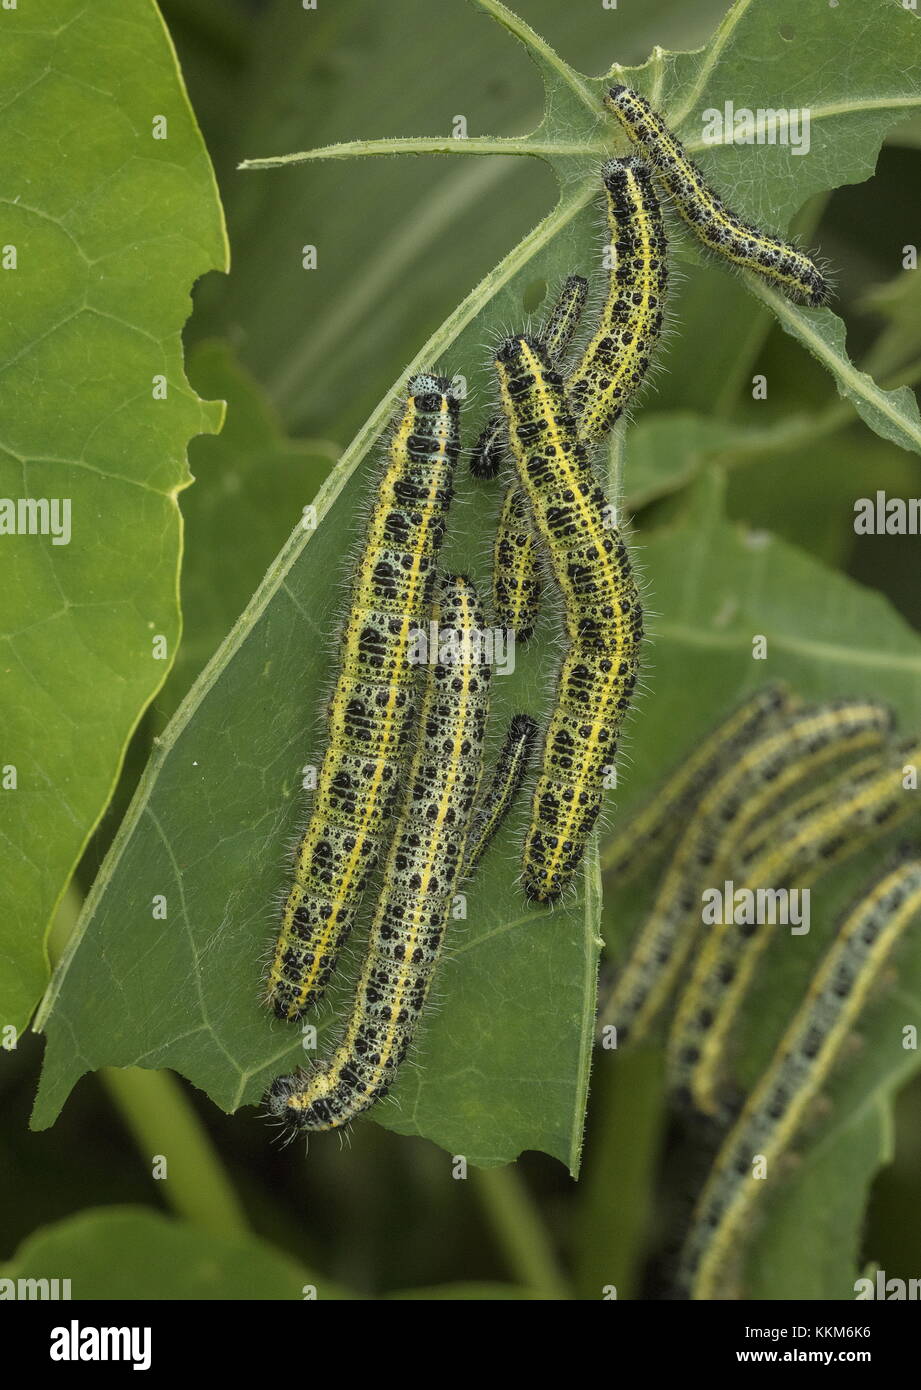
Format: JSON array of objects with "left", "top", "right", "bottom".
[
  {"left": 462, "top": 713, "right": 539, "bottom": 877},
  {"left": 267, "top": 375, "right": 461, "bottom": 1022},
  {"left": 566, "top": 156, "right": 668, "bottom": 442},
  {"left": 677, "top": 854, "right": 921, "bottom": 1300},
  {"left": 494, "top": 334, "right": 644, "bottom": 902},
  {"left": 492, "top": 484, "right": 543, "bottom": 642},
  {"left": 603, "top": 85, "right": 829, "bottom": 308},
  {"left": 600, "top": 684, "right": 794, "bottom": 885},
  {"left": 678, "top": 735, "right": 921, "bottom": 1119},
  {"left": 268, "top": 575, "right": 491, "bottom": 1132},
  {"left": 470, "top": 274, "right": 588, "bottom": 481},
  {"left": 597, "top": 700, "right": 894, "bottom": 1047}
]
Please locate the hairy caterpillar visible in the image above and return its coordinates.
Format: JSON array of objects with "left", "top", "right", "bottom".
[
  {"left": 462, "top": 713, "right": 539, "bottom": 877},
  {"left": 566, "top": 156, "right": 668, "bottom": 442},
  {"left": 492, "top": 485, "right": 543, "bottom": 642},
  {"left": 678, "top": 855, "right": 921, "bottom": 1300},
  {"left": 495, "top": 334, "right": 643, "bottom": 902},
  {"left": 470, "top": 274, "right": 588, "bottom": 481},
  {"left": 679, "top": 735, "right": 921, "bottom": 1119},
  {"left": 600, "top": 684, "right": 794, "bottom": 885},
  {"left": 597, "top": 701, "right": 894, "bottom": 1047},
  {"left": 603, "top": 85, "right": 829, "bottom": 308},
  {"left": 268, "top": 575, "right": 491, "bottom": 1132},
  {"left": 490, "top": 278, "right": 591, "bottom": 640},
  {"left": 267, "top": 375, "right": 461, "bottom": 1022}
]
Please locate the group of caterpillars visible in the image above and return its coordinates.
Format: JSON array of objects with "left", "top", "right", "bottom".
[
  {"left": 262, "top": 87, "right": 831, "bottom": 1142},
  {"left": 599, "top": 686, "right": 921, "bottom": 1299}
]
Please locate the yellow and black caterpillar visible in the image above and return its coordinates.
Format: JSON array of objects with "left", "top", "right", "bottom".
[
  {"left": 599, "top": 699, "right": 894, "bottom": 1047},
  {"left": 678, "top": 854, "right": 921, "bottom": 1299},
  {"left": 268, "top": 375, "right": 461, "bottom": 1022},
  {"left": 604, "top": 85, "right": 829, "bottom": 308},
  {"left": 495, "top": 335, "right": 644, "bottom": 902},
  {"left": 268, "top": 575, "right": 490, "bottom": 1131},
  {"left": 566, "top": 156, "right": 668, "bottom": 441}
]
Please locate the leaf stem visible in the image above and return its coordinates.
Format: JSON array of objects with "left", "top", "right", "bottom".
[
  {"left": 239, "top": 136, "right": 605, "bottom": 171},
  {"left": 472, "top": 1165, "right": 570, "bottom": 1300},
  {"left": 100, "top": 1066, "right": 249, "bottom": 1240}
]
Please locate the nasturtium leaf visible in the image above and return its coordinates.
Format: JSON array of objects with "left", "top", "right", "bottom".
[
  {"left": 1, "top": 1206, "right": 345, "bottom": 1301},
  {"left": 0, "top": 0, "right": 227, "bottom": 1029}
]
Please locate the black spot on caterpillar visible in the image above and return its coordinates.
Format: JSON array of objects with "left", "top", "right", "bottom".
[
  {"left": 268, "top": 575, "right": 491, "bottom": 1132},
  {"left": 604, "top": 85, "right": 829, "bottom": 308},
  {"left": 494, "top": 335, "right": 644, "bottom": 903},
  {"left": 267, "top": 375, "right": 461, "bottom": 1022}
]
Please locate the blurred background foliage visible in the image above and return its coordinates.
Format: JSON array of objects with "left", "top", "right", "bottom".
[{"left": 4, "top": 0, "right": 921, "bottom": 1299}]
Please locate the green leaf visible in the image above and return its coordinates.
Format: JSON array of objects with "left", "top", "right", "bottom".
[
  {"left": 1, "top": 1206, "right": 346, "bottom": 1300},
  {"left": 601, "top": 472, "right": 921, "bottom": 1300},
  {"left": 156, "top": 340, "right": 335, "bottom": 722},
  {"left": 0, "top": 0, "right": 227, "bottom": 1030}
]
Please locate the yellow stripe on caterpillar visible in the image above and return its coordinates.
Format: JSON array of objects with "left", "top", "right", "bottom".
[
  {"left": 268, "top": 575, "right": 491, "bottom": 1131},
  {"left": 604, "top": 85, "right": 829, "bottom": 308},
  {"left": 679, "top": 854, "right": 921, "bottom": 1300},
  {"left": 267, "top": 375, "right": 460, "bottom": 1022}
]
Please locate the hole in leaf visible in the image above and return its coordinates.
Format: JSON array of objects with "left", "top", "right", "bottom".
[{"left": 522, "top": 277, "right": 547, "bottom": 315}]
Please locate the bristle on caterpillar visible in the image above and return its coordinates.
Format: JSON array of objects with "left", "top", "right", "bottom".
[
  {"left": 678, "top": 854, "right": 921, "bottom": 1300},
  {"left": 494, "top": 334, "right": 643, "bottom": 903},
  {"left": 267, "top": 374, "right": 461, "bottom": 1022},
  {"left": 566, "top": 157, "right": 668, "bottom": 441},
  {"left": 462, "top": 713, "right": 539, "bottom": 877},
  {"left": 597, "top": 700, "right": 894, "bottom": 1049},
  {"left": 268, "top": 575, "right": 491, "bottom": 1132},
  {"left": 604, "top": 85, "right": 829, "bottom": 308}
]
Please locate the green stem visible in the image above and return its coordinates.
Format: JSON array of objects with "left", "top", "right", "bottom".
[
  {"left": 472, "top": 1165, "right": 570, "bottom": 1300},
  {"left": 101, "top": 1066, "right": 249, "bottom": 1240}
]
